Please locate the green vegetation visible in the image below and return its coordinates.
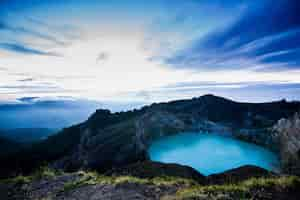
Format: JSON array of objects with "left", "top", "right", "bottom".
[
  {"left": 165, "top": 176, "right": 300, "bottom": 200},
  {"left": 62, "top": 170, "right": 198, "bottom": 192},
  {"left": 0, "top": 166, "right": 62, "bottom": 185}
]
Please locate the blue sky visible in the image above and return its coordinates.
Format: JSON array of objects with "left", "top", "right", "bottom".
[{"left": 1, "top": 0, "right": 300, "bottom": 103}]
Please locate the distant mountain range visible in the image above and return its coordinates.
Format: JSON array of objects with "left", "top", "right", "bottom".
[
  {"left": 0, "top": 98, "right": 102, "bottom": 130},
  {"left": 0, "top": 97, "right": 147, "bottom": 130}
]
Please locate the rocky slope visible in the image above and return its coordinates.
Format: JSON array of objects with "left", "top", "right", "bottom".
[
  {"left": 1, "top": 95, "right": 300, "bottom": 177},
  {"left": 272, "top": 113, "right": 300, "bottom": 174}
]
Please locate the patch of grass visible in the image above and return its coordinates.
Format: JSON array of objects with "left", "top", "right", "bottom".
[
  {"left": 150, "top": 176, "right": 198, "bottom": 186},
  {"left": 242, "top": 175, "right": 300, "bottom": 188},
  {"left": 1, "top": 175, "right": 33, "bottom": 185}
]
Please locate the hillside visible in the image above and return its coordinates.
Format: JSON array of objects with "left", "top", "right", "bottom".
[
  {"left": 50, "top": 95, "right": 300, "bottom": 173},
  {"left": 1, "top": 95, "right": 300, "bottom": 178}
]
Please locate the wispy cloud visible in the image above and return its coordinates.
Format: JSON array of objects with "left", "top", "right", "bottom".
[
  {"left": 124, "top": 81, "right": 300, "bottom": 103},
  {"left": 0, "top": 42, "right": 62, "bottom": 56},
  {"left": 0, "top": 84, "right": 78, "bottom": 97},
  {"left": 26, "top": 17, "right": 83, "bottom": 41},
  {"left": 0, "top": 15, "right": 83, "bottom": 57},
  {"left": 0, "top": 21, "right": 67, "bottom": 46},
  {"left": 18, "top": 78, "right": 35, "bottom": 82},
  {"left": 0, "top": 84, "right": 58, "bottom": 90},
  {"left": 165, "top": 0, "right": 300, "bottom": 72}
]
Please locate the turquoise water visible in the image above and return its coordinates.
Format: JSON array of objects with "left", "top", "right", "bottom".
[{"left": 149, "top": 133, "right": 280, "bottom": 175}]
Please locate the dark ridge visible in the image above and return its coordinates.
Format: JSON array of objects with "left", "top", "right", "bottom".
[
  {"left": 105, "top": 161, "right": 206, "bottom": 184},
  {"left": 86, "top": 108, "right": 143, "bottom": 131}
]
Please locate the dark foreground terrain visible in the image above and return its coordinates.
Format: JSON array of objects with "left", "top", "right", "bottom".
[{"left": 1, "top": 162, "right": 300, "bottom": 200}]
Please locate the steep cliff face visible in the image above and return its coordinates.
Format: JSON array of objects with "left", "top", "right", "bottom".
[
  {"left": 272, "top": 113, "right": 300, "bottom": 175},
  {"left": 53, "top": 110, "right": 194, "bottom": 171},
  {"left": 53, "top": 114, "right": 147, "bottom": 171}
]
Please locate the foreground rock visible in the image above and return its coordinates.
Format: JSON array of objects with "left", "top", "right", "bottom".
[{"left": 6, "top": 176, "right": 178, "bottom": 200}]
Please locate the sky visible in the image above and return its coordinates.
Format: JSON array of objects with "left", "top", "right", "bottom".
[{"left": 1, "top": 0, "right": 300, "bottom": 103}]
